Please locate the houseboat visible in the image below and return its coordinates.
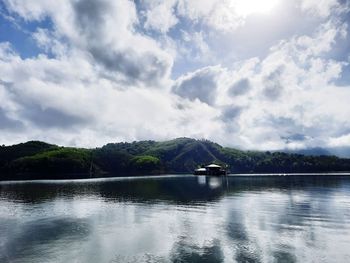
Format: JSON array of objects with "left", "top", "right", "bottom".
[{"left": 194, "top": 164, "right": 227, "bottom": 176}]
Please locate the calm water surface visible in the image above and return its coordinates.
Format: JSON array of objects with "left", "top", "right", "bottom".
[{"left": 1, "top": 175, "right": 350, "bottom": 263}]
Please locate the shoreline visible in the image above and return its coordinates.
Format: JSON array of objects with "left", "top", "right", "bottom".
[{"left": 1, "top": 172, "right": 350, "bottom": 184}]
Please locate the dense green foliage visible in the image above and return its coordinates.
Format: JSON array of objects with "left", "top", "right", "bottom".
[
  {"left": 130, "top": 155, "right": 161, "bottom": 173},
  {"left": 1, "top": 138, "right": 350, "bottom": 180},
  {"left": 0, "top": 141, "right": 58, "bottom": 174},
  {"left": 11, "top": 148, "right": 92, "bottom": 175}
]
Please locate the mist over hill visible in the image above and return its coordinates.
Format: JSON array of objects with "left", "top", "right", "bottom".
[
  {"left": 283, "top": 147, "right": 350, "bottom": 159},
  {"left": 1, "top": 138, "right": 350, "bottom": 180}
]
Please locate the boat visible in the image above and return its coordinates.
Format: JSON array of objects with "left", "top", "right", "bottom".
[{"left": 194, "top": 164, "right": 227, "bottom": 176}]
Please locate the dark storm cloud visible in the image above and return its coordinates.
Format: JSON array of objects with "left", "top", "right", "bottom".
[
  {"left": 0, "top": 108, "right": 24, "bottom": 131},
  {"left": 0, "top": 81, "right": 24, "bottom": 131},
  {"left": 275, "top": 115, "right": 309, "bottom": 128},
  {"left": 72, "top": 0, "right": 171, "bottom": 86},
  {"left": 262, "top": 66, "right": 285, "bottom": 100},
  {"left": 264, "top": 116, "right": 304, "bottom": 133},
  {"left": 261, "top": 115, "right": 324, "bottom": 145},
  {"left": 172, "top": 67, "right": 219, "bottom": 105},
  {"left": 73, "top": 0, "right": 109, "bottom": 35},
  {"left": 21, "top": 105, "right": 88, "bottom": 129},
  {"left": 281, "top": 133, "right": 307, "bottom": 142},
  {"left": 228, "top": 78, "right": 251, "bottom": 96},
  {"left": 220, "top": 105, "right": 243, "bottom": 122},
  {"left": 2, "top": 80, "right": 90, "bottom": 129},
  {"left": 281, "top": 133, "right": 309, "bottom": 145},
  {"left": 256, "top": 115, "right": 307, "bottom": 143},
  {"left": 89, "top": 47, "right": 170, "bottom": 86}
]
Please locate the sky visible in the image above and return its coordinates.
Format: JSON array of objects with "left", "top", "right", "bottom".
[{"left": 0, "top": 0, "right": 350, "bottom": 151}]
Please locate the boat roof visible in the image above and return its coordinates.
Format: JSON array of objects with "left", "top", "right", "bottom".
[
  {"left": 205, "top": 164, "right": 221, "bottom": 168},
  {"left": 195, "top": 168, "right": 207, "bottom": 171}
]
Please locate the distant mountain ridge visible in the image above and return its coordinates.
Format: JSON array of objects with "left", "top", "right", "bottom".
[
  {"left": 283, "top": 147, "right": 350, "bottom": 158},
  {"left": 1, "top": 138, "right": 350, "bottom": 180}
]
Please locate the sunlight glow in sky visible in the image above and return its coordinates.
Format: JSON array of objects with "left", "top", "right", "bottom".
[
  {"left": 233, "top": 0, "right": 279, "bottom": 16},
  {"left": 0, "top": 0, "right": 350, "bottom": 154}
]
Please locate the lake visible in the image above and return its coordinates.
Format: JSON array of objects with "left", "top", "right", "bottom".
[{"left": 1, "top": 175, "right": 350, "bottom": 263}]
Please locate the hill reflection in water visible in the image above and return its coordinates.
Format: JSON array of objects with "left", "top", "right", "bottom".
[{"left": 1, "top": 175, "right": 350, "bottom": 262}]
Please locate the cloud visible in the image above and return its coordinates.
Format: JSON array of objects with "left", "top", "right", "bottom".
[
  {"left": 262, "top": 66, "right": 285, "bottom": 100},
  {"left": 172, "top": 66, "right": 223, "bottom": 105},
  {"left": 228, "top": 78, "right": 251, "bottom": 96},
  {"left": 329, "top": 133, "right": 350, "bottom": 147},
  {"left": 0, "top": 108, "right": 24, "bottom": 131},
  {"left": 72, "top": 0, "right": 174, "bottom": 87},
  {"left": 0, "top": 0, "right": 349, "bottom": 153},
  {"left": 179, "top": 30, "right": 213, "bottom": 62},
  {"left": 32, "top": 29, "right": 67, "bottom": 56},
  {"left": 204, "top": 1, "right": 245, "bottom": 32},
  {"left": 176, "top": 0, "right": 252, "bottom": 32},
  {"left": 299, "top": 0, "right": 340, "bottom": 17},
  {"left": 220, "top": 105, "right": 243, "bottom": 122},
  {"left": 0, "top": 41, "right": 221, "bottom": 146},
  {"left": 142, "top": 0, "right": 179, "bottom": 33},
  {"left": 4, "top": 0, "right": 173, "bottom": 88},
  {"left": 204, "top": 18, "right": 350, "bottom": 150},
  {"left": 89, "top": 47, "right": 172, "bottom": 86},
  {"left": 21, "top": 105, "right": 88, "bottom": 129}
]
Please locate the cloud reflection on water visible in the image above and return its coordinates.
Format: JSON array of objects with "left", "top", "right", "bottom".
[{"left": 0, "top": 175, "right": 350, "bottom": 262}]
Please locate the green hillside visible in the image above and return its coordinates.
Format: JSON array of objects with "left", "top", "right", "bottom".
[{"left": 1, "top": 138, "right": 350, "bottom": 180}]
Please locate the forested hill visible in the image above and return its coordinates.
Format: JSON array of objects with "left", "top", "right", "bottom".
[{"left": 1, "top": 138, "right": 350, "bottom": 180}]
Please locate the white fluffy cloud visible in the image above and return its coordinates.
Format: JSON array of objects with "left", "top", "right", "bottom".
[
  {"left": 4, "top": 0, "right": 173, "bottom": 87},
  {"left": 172, "top": 18, "right": 350, "bottom": 150},
  {"left": 142, "top": 0, "right": 179, "bottom": 33},
  {"left": 0, "top": 0, "right": 350, "bottom": 151},
  {"left": 299, "top": 0, "right": 340, "bottom": 17}
]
